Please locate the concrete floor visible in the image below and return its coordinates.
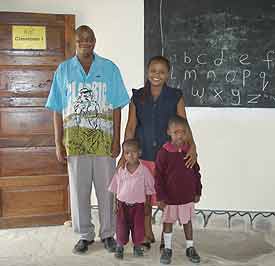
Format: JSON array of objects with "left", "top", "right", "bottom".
[{"left": 0, "top": 212, "right": 275, "bottom": 266}]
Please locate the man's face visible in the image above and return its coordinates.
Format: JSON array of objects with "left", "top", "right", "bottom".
[{"left": 75, "top": 30, "right": 96, "bottom": 58}]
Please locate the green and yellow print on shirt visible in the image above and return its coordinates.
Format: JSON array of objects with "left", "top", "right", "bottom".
[{"left": 63, "top": 81, "right": 113, "bottom": 156}]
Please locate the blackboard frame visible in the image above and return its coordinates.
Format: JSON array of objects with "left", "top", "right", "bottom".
[{"left": 145, "top": 0, "right": 275, "bottom": 108}]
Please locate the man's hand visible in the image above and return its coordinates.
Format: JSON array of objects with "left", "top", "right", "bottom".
[{"left": 56, "top": 144, "right": 66, "bottom": 164}]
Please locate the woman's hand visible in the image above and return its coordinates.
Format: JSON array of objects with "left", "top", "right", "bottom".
[
  {"left": 116, "top": 155, "right": 126, "bottom": 170},
  {"left": 111, "top": 139, "right": 121, "bottom": 158},
  {"left": 184, "top": 144, "right": 197, "bottom": 168}
]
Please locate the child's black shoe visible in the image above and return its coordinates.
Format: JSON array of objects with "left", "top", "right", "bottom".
[
  {"left": 186, "top": 247, "right": 200, "bottom": 263},
  {"left": 102, "top": 237, "right": 116, "bottom": 252},
  {"left": 114, "top": 246, "right": 124, "bottom": 259},
  {"left": 133, "top": 245, "right": 144, "bottom": 257},
  {"left": 160, "top": 248, "right": 172, "bottom": 264}
]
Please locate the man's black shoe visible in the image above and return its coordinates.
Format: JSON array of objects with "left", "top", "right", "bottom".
[
  {"left": 102, "top": 237, "right": 116, "bottom": 252},
  {"left": 73, "top": 239, "right": 94, "bottom": 254}
]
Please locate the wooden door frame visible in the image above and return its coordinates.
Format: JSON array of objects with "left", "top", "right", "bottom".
[{"left": 0, "top": 12, "right": 75, "bottom": 228}]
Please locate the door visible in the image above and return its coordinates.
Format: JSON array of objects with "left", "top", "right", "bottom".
[{"left": 0, "top": 12, "right": 75, "bottom": 228}]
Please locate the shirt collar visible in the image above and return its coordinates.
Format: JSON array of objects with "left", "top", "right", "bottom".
[
  {"left": 163, "top": 142, "right": 189, "bottom": 152},
  {"left": 72, "top": 52, "right": 98, "bottom": 68},
  {"left": 124, "top": 160, "right": 142, "bottom": 176}
]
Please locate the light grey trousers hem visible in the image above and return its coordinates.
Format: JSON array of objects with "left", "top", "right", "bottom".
[{"left": 67, "top": 155, "right": 116, "bottom": 241}]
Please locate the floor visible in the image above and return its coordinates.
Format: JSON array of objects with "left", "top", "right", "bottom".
[{"left": 0, "top": 212, "right": 275, "bottom": 266}]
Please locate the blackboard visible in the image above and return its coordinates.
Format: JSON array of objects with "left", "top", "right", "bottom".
[{"left": 145, "top": 0, "right": 275, "bottom": 107}]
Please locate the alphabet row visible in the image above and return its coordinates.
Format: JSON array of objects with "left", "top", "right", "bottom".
[
  {"left": 170, "top": 68, "right": 271, "bottom": 89},
  {"left": 169, "top": 50, "right": 275, "bottom": 70},
  {"left": 191, "top": 87, "right": 275, "bottom": 105}
]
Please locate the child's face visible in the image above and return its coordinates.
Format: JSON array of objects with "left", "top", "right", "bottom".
[
  {"left": 167, "top": 123, "right": 188, "bottom": 147},
  {"left": 148, "top": 60, "right": 169, "bottom": 88},
  {"left": 123, "top": 145, "right": 140, "bottom": 165}
]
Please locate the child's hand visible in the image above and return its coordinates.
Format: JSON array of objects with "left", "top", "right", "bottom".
[
  {"left": 157, "top": 201, "right": 167, "bottom": 210},
  {"left": 113, "top": 200, "right": 118, "bottom": 214},
  {"left": 194, "top": 195, "right": 200, "bottom": 203}
]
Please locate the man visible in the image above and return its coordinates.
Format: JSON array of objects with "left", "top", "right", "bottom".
[{"left": 46, "top": 25, "right": 129, "bottom": 254}]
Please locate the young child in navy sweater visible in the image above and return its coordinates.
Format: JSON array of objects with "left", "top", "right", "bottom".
[{"left": 155, "top": 115, "right": 202, "bottom": 264}]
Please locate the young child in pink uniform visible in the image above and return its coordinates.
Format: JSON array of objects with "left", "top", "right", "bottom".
[
  {"left": 155, "top": 115, "right": 202, "bottom": 264},
  {"left": 108, "top": 139, "right": 155, "bottom": 259}
]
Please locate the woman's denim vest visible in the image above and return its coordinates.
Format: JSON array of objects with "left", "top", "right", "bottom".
[{"left": 132, "top": 85, "right": 182, "bottom": 161}]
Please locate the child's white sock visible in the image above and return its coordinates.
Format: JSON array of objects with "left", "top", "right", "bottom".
[
  {"left": 163, "top": 232, "right": 172, "bottom": 249},
  {"left": 186, "top": 240, "right": 194, "bottom": 249}
]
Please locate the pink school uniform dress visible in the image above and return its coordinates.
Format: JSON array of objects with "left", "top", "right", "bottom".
[
  {"left": 155, "top": 142, "right": 202, "bottom": 224},
  {"left": 108, "top": 161, "right": 155, "bottom": 246}
]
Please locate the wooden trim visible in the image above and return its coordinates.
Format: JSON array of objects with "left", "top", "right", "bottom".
[
  {"left": 0, "top": 12, "right": 74, "bottom": 228},
  {"left": 0, "top": 97, "right": 47, "bottom": 107},
  {"left": 0, "top": 135, "right": 55, "bottom": 148},
  {"left": 0, "top": 65, "right": 57, "bottom": 71},
  {"left": 0, "top": 174, "right": 68, "bottom": 188},
  {"left": 0, "top": 54, "right": 63, "bottom": 67},
  {"left": 64, "top": 15, "right": 75, "bottom": 59},
  {"left": 0, "top": 189, "right": 2, "bottom": 217},
  {"left": 0, "top": 106, "right": 46, "bottom": 112},
  {"left": 0, "top": 50, "right": 64, "bottom": 57},
  {"left": 0, "top": 12, "right": 69, "bottom": 26},
  {"left": 64, "top": 184, "right": 69, "bottom": 213},
  {"left": 0, "top": 213, "right": 70, "bottom": 228}
]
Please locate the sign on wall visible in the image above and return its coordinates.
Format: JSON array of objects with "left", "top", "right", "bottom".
[{"left": 12, "top": 25, "right": 46, "bottom": 50}]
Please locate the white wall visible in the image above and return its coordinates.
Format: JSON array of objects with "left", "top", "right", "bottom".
[{"left": 1, "top": 0, "right": 275, "bottom": 211}]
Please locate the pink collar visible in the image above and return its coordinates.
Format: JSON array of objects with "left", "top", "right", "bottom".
[
  {"left": 163, "top": 142, "right": 189, "bottom": 152},
  {"left": 124, "top": 160, "right": 142, "bottom": 175}
]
